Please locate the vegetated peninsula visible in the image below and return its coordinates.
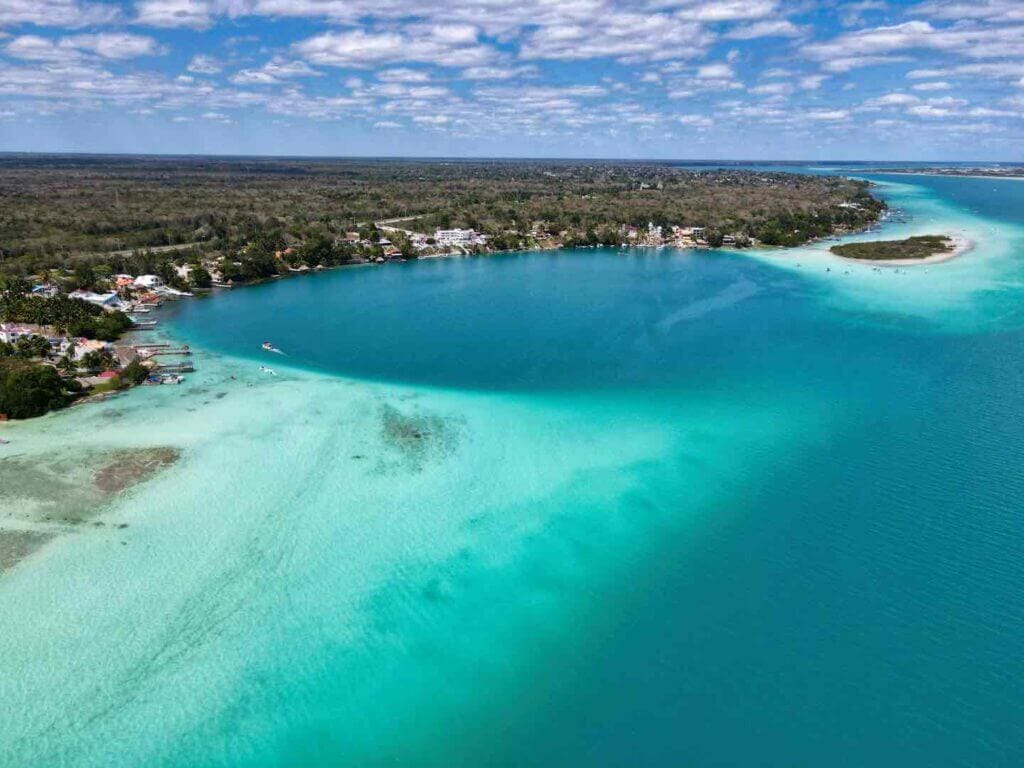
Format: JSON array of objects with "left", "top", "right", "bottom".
[
  {"left": 830, "top": 234, "right": 966, "bottom": 264},
  {"left": 0, "top": 155, "right": 886, "bottom": 421}
]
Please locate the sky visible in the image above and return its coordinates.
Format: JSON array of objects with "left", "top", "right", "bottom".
[{"left": 0, "top": 0, "right": 1023, "bottom": 160}]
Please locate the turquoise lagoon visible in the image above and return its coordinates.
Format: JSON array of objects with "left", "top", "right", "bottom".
[{"left": 2, "top": 172, "right": 1024, "bottom": 766}]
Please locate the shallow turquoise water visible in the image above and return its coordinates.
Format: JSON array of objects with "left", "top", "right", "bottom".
[{"left": 2, "top": 172, "right": 1024, "bottom": 766}]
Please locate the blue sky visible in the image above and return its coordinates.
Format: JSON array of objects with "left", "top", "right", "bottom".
[{"left": 0, "top": 0, "right": 1023, "bottom": 160}]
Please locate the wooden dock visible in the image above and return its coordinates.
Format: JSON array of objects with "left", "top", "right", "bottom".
[
  {"left": 132, "top": 344, "right": 190, "bottom": 357},
  {"left": 156, "top": 362, "right": 194, "bottom": 373}
]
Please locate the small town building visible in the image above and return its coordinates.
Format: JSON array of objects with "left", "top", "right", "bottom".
[
  {"left": 68, "top": 290, "right": 121, "bottom": 309},
  {"left": 0, "top": 323, "right": 36, "bottom": 345},
  {"left": 133, "top": 275, "right": 165, "bottom": 289},
  {"left": 31, "top": 283, "right": 59, "bottom": 298},
  {"left": 434, "top": 229, "right": 477, "bottom": 247},
  {"left": 72, "top": 338, "right": 110, "bottom": 361}
]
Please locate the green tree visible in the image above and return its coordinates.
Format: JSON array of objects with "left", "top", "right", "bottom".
[
  {"left": 14, "top": 335, "right": 51, "bottom": 359},
  {"left": 80, "top": 348, "right": 116, "bottom": 372},
  {"left": 57, "top": 354, "right": 77, "bottom": 376},
  {"left": 0, "top": 360, "right": 71, "bottom": 419},
  {"left": 191, "top": 265, "right": 213, "bottom": 288},
  {"left": 119, "top": 357, "right": 149, "bottom": 387}
]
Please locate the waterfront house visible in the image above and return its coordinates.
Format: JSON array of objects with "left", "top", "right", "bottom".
[
  {"left": 434, "top": 229, "right": 477, "bottom": 247},
  {"left": 68, "top": 290, "right": 121, "bottom": 309},
  {"left": 133, "top": 274, "right": 165, "bottom": 290},
  {"left": 73, "top": 338, "right": 110, "bottom": 361}
]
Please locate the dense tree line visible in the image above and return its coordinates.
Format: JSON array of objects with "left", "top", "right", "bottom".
[{"left": 0, "top": 157, "right": 885, "bottom": 280}]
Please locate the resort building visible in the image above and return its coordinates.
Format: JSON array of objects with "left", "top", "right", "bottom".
[
  {"left": 68, "top": 290, "right": 121, "bottom": 309},
  {"left": 434, "top": 229, "right": 477, "bottom": 247},
  {"left": 133, "top": 274, "right": 165, "bottom": 290}
]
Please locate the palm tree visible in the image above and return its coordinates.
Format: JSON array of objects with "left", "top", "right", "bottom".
[{"left": 57, "top": 355, "right": 77, "bottom": 377}]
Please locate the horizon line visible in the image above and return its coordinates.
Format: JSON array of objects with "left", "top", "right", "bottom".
[{"left": 1, "top": 151, "right": 1022, "bottom": 165}]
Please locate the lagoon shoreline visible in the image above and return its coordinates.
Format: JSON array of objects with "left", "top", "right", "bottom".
[{"left": 3, "top": 165, "right": 1024, "bottom": 766}]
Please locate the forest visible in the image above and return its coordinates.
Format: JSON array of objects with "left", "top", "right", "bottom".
[{"left": 0, "top": 155, "right": 885, "bottom": 279}]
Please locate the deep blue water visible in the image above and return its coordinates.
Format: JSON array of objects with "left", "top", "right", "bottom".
[{"left": 165, "top": 173, "right": 1024, "bottom": 766}]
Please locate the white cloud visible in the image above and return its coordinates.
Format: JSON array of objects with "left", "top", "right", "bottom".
[
  {"left": 821, "top": 55, "right": 912, "bottom": 73},
  {"left": 804, "top": 20, "right": 1024, "bottom": 69},
  {"left": 66, "top": 33, "right": 163, "bottom": 59},
  {"left": 660, "top": 0, "right": 778, "bottom": 21},
  {"left": 0, "top": 0, "right": 119, "bottom": 27},
  {"left": 460, "top": 65, "right": 537, "bottom": 80},
  {"left": 377, "top": 68, "right": 431, "bottom": 83},
  {"left": 864, "top": 92, "right": 920, "bottom": 107},
  {"left": 135, "top": 0, "right": 213, "bottom": 29},
  {"left": 908, "top": 62, "right": 1024, "bottom": 81},
  {"left": 201, "top": 110, "right": 233, "bottom": 122},
  {"left": 231, "top": 57, "right": 319, "bottom": 85},
  {"left": 413, "top": 114, "right": 450, "bottom": 124},
  {"left": 913, "top": 0, "right": 1024, "bottom": 23},
  {"left": 725, "top": 20, "right": 802, "bottom": 39},
  {"left": 520, "top": 14, "right": 712, "bottom": 63},
  {"left": 697, "top": 63, "right": 734, "bottom": 79},
  {"left": 807, "top": 109, "right": 849, "bottom": 121},
  {"left": 907, "top": 104, "right": 954, "bottom": 116},
  {"left": 366, "top": 83, "right": 449, "bottom": 98},
  {"left": 677, "top": 113, "right": 713, "bottom": 127},
  {"left": 749, "top": 81, "right": 792, "bottom": 95},
  {"left": 911, "top": 81, "right": 951, "bottom": 91},
  {"left": 5, "top": 33, "right": 162, "bottom": 62},
  {"left": 799, "top": 74, "right": 827, "bottom": 89},
  {"left": 294, "top": 26, "right": 494, "bottom": 68},
  {"left": 187, "top": 54, "right": 222, "bottom": 74}
]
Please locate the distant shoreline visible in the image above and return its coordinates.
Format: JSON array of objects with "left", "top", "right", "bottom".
[{"left": 876, "top": 171, "right": 1024, "bottom": 182}]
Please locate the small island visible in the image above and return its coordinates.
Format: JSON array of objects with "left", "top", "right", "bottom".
[{"left": 830, "top": 234, "right": 969, "bottom": 265}]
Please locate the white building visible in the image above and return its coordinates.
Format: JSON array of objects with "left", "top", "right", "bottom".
[
  {"left": 68, "top": 290, "right": 121, "bottom": 309},
  {"left": 72, "top": 338, "right": 110, "bottom": 362},
  {"left": 133, "top": 274, "right": 165, "bottom": 289},
  {"left": 434, "top": 229, "right": 477, "bottom": 247},
  {"left": 0, "top": 323, "right": 35, "bottom": 345}
]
